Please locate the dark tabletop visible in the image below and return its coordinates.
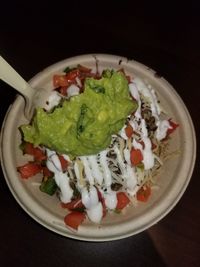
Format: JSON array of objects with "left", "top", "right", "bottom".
[{"left": 0, "top": 1, "right": 200, "bottom": 267}]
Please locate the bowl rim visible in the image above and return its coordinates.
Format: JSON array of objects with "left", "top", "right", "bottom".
[{"left": 0, "top": 53, "right": 197, "bottom": 241}]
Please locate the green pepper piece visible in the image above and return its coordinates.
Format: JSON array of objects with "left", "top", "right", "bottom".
[{"left": 40, "top": 177, "right": 58, "bottom": 196}]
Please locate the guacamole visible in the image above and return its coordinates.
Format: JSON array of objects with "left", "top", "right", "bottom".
[{"left": 21, "top": 70, "right": 137, "bottom": 157}]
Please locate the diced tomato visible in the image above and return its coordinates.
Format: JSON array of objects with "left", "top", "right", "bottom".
[
  {"left": 42, "top": 166, "right": 53, "bottom": 177},
  {"left": 24, "top": 142, "right": 46, "bottom": 161},
  {"left": 97, "top": 189, "right": 107, "bottom": 217},
  {"left": 59, "top": 86, "right": 68, "bottom": 96},
  {"left": 53, "top": 75, "right": 69, "bottom": 87},
  {"left": 64, "top": 211, "right": 86, "bottom": 230},
  {"left": 130, "top": 148, "right": 143, "bottom": 166},
  {"left": 136, "top": 185, "right": 151, "bottom": 202},
  {"left": 17, "top": 162, "right": 42, "bottom": 179},
  {"left": 125, "top": 124, "right": 134, "bottom": 138},
  {"left": 65, "top": 69, "right": 80, "bottom": 81},
  {"left": 58, "top": 155, "right": 69, "bottom": 172},
  {"left": 166, "top": 119, "right": 179, "bottom": 137},
  {"left": 53, "top": 69, "right": 80, "bottom": 87},
  {"left": 61, "top": 198, "right": 84, "bottom": 210},
  {"left": 53, "top": 69, "right": 81, "bottom": 95},
  {"left": 116, "top": 192, "right": 130, "bottom": 210},
  {"left": 23, "top": 142, "right": 33, "bottom": 154}
]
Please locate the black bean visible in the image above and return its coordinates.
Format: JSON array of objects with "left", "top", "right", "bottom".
[{"left": 111, "top": 183, "right": 122, "bottom": 191}]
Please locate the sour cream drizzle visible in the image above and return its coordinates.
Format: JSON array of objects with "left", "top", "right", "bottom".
[
  {"left": 130, "top": 78, "right": 171, "bottom": 142},
  {"left": 46, "top": 149, "right": 73, "bottom": 203},
  {"left": 104, "top": 189, "right": 117, "bottom": 210},
  {"left": 156, "top": 120, "right": 171, "bottom": 141},
  {"left": 140, "top": 119, "right": 155, "bottom": 170},
  {"left": 128, "top": 78, "right": 173, "bottom": 170},
  {"left": 81, "top": 186, "right": 103, "bottom": 223},
  {"left": 99, "top": 150, "right": 118, "bottom": 210},
  {"left": 87, "top": 155, "right": 104, "bottom": 185},
  {"left": 73, "top": 150, "right": 119, "bottom": 222},
  {"left": 133, "top": 77, "right": 160, "bottom": 118},
  {"left": 114, "top": 144, "right": 137, "bottom": 194}
]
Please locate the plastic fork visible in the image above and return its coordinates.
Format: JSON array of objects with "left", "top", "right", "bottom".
[{"left": 0, "top": 55, "right": 50, "bottom": 120}]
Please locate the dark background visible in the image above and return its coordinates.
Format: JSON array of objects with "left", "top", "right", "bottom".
[{"left": 0, "top": 1, "right": 200, "bottom": 266}]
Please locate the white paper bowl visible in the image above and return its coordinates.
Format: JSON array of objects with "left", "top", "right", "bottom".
[{"left": 0, "top": 54, "right": 196, "bottom": 241}]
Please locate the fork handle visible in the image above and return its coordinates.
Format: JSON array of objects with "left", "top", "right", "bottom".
[{"left": 0, "top": 55, "right": 34, "bottom": 98}]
